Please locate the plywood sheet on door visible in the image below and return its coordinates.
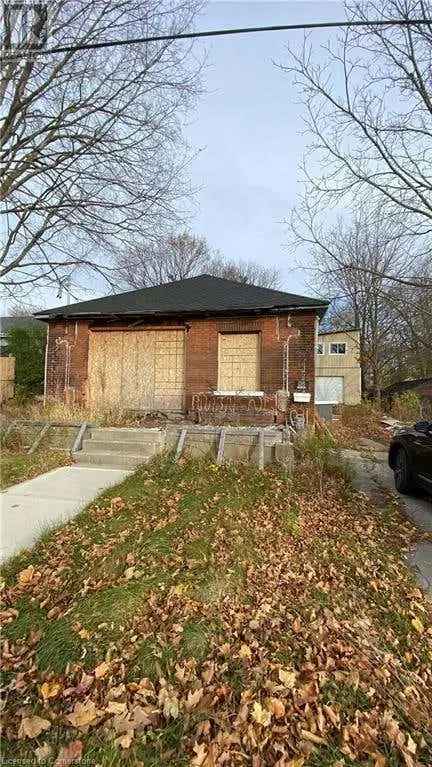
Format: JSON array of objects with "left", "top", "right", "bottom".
[
  {"left": 154, "top": 330, "right": 185, "bottom": 410},
  {"left": 88, "top": 330, "right": 184, "bottom": 410},
  {"left": 135, "top": 331, "right": 156, "bottom": 408}
]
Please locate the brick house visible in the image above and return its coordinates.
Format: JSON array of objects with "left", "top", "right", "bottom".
[{"left": 35, "top": 275, "right": 328, "bottom": 422}]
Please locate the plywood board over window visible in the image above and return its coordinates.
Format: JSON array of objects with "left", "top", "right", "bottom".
[
  {"left": 218, "top": 332, "right": 260, "bottom": 393},
  {"left": 88, "top": 329, "right": 185, "bottom": 411}
]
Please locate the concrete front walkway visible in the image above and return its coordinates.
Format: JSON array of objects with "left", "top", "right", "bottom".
[
  {"left": 342, "top": 445, "right": 432, "bottom": 595},
  {"left": 0, "top": 465, "right": 130, "bottom": 563}
]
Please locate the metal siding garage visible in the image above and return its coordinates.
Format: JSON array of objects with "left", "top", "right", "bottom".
[
  {"left": 88, "top": 330, "right": 185, "bottom": 410},
  {"left": 315, "top": 376, "right": 344, "bottom": 404}
]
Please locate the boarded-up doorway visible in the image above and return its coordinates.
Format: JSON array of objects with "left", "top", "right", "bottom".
[{"left": 88, "top": 329, "right": 185, "bottom": 411}]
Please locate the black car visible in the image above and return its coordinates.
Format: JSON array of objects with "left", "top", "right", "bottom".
[{"left": 388, "top": 421, "right": 432, "bottom": 494}]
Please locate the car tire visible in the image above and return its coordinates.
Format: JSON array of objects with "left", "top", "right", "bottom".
[{"left": 393, "top": 447, "right": 413, "bottom": 494}]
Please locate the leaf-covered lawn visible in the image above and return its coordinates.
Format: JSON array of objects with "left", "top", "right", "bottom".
[
  {"left": 1, "top": 450, "right": 431, "bottom": 767},
  {"left": 0, "top": 450, "right": 71, "bottom": 490}
]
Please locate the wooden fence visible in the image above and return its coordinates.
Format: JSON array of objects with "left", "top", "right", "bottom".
[{"left": 0, "top": 357, "right": 15, "bottom": 403}]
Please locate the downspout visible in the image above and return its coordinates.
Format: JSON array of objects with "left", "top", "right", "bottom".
[{"left": 43, "top": 323, "right": 49, "bottom": 407}]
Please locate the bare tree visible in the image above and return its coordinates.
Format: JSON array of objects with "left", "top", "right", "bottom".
[
  {"left": 117, "top": 231, "right": 281, "bottom": 289},
  {"left": 6, "top": 301, "right": 44, "bottom": 317},
  {"left": 279, "top": 0, "right": 432, "bottom": 288},
  {"left": 384, "top": 280, "right": 432, "bottom": 381},
  {"left": 303, "top": 212, "right": 432, "bottom": 396},
  {"left": 207, "top": 254, "right": 280, "bottom": 289},
  {"left": 0, "top": 0, "right": 202, "bottom": 295},
  {"left": 116, "top": 231, "right": 211, "bottom": 288}
]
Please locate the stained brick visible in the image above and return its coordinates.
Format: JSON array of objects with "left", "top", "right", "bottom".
[{"left": 45, "top": 312, "right": 317, "bottom": 416}]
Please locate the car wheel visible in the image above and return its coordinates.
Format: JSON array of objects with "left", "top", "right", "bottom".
[{"left": 393, "top": 447, "right": 413, "bottom": 494}]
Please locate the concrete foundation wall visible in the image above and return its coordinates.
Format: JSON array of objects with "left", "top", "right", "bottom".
[{"left": 165, "top": 427, "right": 284, "bottom": 465}]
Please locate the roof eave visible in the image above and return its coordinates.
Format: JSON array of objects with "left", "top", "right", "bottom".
[{"left": 35, "top": 303, "right": 329, "bottom": 322}]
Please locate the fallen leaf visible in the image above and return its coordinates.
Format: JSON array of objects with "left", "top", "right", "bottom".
[
  {"left": 41, "top": 681, "right": 62, "bottom": 700},
  {"left": 201, "top": 662, "right": 215, "bottom": 684},
  {"left": 192, "top": 742, "right": 216, "bottom": 767},
  {"left": 35, "top": 743, "right": 52, "bottom": 763},
  {"left": 279, "top": 668, "right": 296, "bottom": 688},
  {"left": 158, "top": 687, "right": 179, "bottom": 719},
  {"left": 66, "top": 701, "right": 102, "bottom": 729},
  {"left": 239, "top": 644, "right": 252, "bottom": 660},
  {"left": 18, "top": 715, "right": 51, "bottom": 739},
  {"left": 115, "top": 731, "right": 134, "bottom": 749},
  {"left": 268, "top": 697, "right": 285, "bottom": 719},
  {"left": 131, "top": 705, "right": 152, "bottom": 728},
  {"left": 300, "top": 729, "right": 327, "bottom": 746},
  {"left": 94, "top": 661, "right": 110, "bottom": 679},
  {"left": 411, "top": 617, "right": 424, "bottom": 634},
  {"left": 54, "top": 740, "right": 83, "bottom": 766},
  {"left": 18, "top": 565, "right": 36, "bottom": 585},
  {"left": 251, "top": 701, "right": 271, "bottom": 726},
  {"left": 106, "top": 701, "right": 127, "bottom": 715},
  {"left": 185, "top": 688, "right": 203, "bottom": 711}
]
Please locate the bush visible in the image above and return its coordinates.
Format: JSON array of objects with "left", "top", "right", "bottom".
[
  {"left": 294, "top": 430, "right": 352, "bottom": 493},
  {"left": 5, "top": 327, "right": 46, "bottom": 395},
  {"left": 391, "top": 391, "right": 422, "bottom": 423}
]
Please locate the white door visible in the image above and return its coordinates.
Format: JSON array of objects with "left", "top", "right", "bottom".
[{"left": 315, "top": 376, "right": 344, "bottom": 404}]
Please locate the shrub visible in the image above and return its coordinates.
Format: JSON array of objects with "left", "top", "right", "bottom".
[
  {"left": 390, "top": 391, "right": 422, "bottom": 423},
  {"left": 5, "top": 327, "right": 46, "bottom": 395},
  {"left": 294, "top": 430, "right": 352, "bottom": 493}
]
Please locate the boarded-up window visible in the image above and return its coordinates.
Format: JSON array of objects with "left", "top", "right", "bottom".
[{"left": 218, "top": 333, "right": 260, "bottom": 392}]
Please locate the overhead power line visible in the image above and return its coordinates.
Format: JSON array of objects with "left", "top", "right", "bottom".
[{"left": 3, "top": 17, "right": 432, "bottom": 59}]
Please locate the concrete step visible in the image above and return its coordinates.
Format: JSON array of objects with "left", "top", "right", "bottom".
[
  {"left": 90, "top": 428, "right": 164, "bottom": 444},
  {"left": 73, "top": 451, "right": 150, "bottom": 469},
  {"left": 82, "top": 438, "right": 158, "bottom": 455}
]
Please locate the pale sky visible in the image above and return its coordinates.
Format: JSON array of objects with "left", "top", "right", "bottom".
[
  {"left": 10, "top": 0, "right": 345, "bottom": 312},
  {"left": 185, "top": 0, "right": 343, "bottom": 292}
]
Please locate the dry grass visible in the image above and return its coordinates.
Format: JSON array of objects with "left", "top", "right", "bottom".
[
  {"left": 328, "top": 402, "right": 390, "bottom": 449},
  {"left": 0, "top": 449, "right": 71, "bottom": 489},
  {"left": 2, "top": 450, "right": 431, "bottom": 766},
  {"left": 2, "top": 398, "right": 156, "bottom": 428}
]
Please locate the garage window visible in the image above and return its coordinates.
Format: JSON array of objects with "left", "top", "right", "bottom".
[
  {"left": 329, "top": 342, "right": 346, "bottom": 355},
  {"left": 217, "top": 333, "right": 261, "bottom": 394}
]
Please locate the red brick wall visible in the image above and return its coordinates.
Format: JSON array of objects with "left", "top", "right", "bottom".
[
  {"left": 46, "top": 319, "right": 89, "bottom": 401},
  {"left": 45, "top": 312, "right": 317, "bottom": 410},
  {"left": 184, "top": 313, "right": 316, "bottom": 411}
]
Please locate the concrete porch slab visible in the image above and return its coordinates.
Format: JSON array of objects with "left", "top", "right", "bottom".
[{"left": 0, "top": 465, "right": 130, "bottom": 563}]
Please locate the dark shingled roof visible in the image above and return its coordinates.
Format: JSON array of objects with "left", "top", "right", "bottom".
[{"left": 35, "top": 274, "right": 329, "bottom": 320}]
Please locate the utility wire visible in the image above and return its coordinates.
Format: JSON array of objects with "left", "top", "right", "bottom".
[{"left": 3, "top": 17, "right": 432, "bottom": 59}]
